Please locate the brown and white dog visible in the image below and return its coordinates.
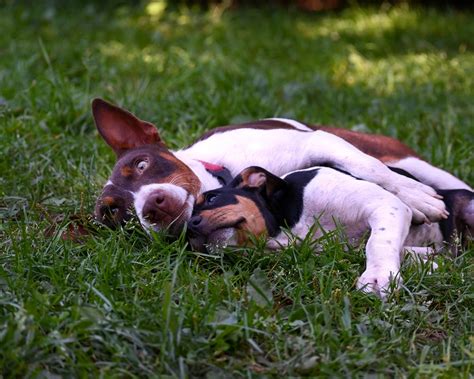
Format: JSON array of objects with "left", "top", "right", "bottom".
[
  {"left": 188, "top": 166, "right": 474, "bottom": 296},
  {"left": 92, "top": 98, "right": 472, "bottom": 235}
]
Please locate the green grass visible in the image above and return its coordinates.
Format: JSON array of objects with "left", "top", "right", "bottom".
[{"left": 1, "top": 1, "right": 473, "bottom": 376}]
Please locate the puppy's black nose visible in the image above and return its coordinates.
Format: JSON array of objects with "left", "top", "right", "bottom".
[{"left": 189, "top": 215, "right": 203, "bottom": 227}]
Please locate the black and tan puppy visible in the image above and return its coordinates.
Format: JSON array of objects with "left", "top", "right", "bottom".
[{"left": 188, "top": 166, "right": 473, "bottom": 296}]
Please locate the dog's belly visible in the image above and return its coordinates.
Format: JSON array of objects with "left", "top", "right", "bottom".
[{"left": 290, "top": 214, "right": 369, "bottom": 245}]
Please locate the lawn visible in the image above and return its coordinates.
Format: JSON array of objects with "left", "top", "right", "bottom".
[{"left": 0, "top": 1, "right": 473, "bottom": 376}]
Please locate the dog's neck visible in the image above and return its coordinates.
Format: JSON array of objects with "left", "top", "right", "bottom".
[{"left": 174, "top": 151, "right": 223, "bottom": 194}]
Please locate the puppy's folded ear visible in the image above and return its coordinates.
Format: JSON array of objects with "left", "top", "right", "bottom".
[
  {"left": 92, "top": 98, "right": 162, "bottom": 157},
  {"left": 232, "top": 166, "right": 287, "bottom": 199}
]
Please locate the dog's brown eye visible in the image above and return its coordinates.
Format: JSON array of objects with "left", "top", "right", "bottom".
[{"left": 136, "top": 159, "right": 149, "bottom": 172}]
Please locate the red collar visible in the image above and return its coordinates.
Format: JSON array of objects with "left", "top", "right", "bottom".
[
  {"left": 197, "top": 160, "right": 233, "bottom": 186},
  {"left": 197, "top": 160, "right": 226, "bottom": 172}
]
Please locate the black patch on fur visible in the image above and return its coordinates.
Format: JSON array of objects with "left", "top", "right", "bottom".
[
  {"left": 387, "top": 166, "right": 420, "bottom": 181},
  {"left": 437, "top": 189, "right": 474, "bottom": 245},
  {"left": 193, "top": 188, "right": 280, "bottom": 237},
  {"left": 194, "top": 168, "right": 319, "bottom": 238},
  {"left": 205, "top": 166, "right": 233, "bottom": 186},
  {"left": 269, "top": 169, "right": 320, "bottom": 230},
  {"left": 197, "top": 191, "right": 240, "bottom": 209}
]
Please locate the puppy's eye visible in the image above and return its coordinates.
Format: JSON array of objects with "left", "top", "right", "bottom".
[
  {"left": 136, "top": 159, "right": 149, "bottom": 172},
  {"left": 205, "top": 194, "right": 217, "bottom": 204}
]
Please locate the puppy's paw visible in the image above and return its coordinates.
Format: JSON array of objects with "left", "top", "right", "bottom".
[
  {"left": 357, "top": 269, "right": 401, "bottom": 299},
  {"left": 388, "top": 176, "right": 448, "bottom": 224},
  {"left": 266, "top": 239, "right": 282, "bottom": 250},
  {"left": 266, "top": 235, "right": 291, "bottom": 250}
]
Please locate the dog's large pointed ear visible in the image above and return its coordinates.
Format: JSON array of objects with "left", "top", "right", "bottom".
[
  {"left": 232, "top": 166, "right": 287, "bottom": 199},
  {"left": 92, "top": 98, "right": 162, "bottom": 156}
]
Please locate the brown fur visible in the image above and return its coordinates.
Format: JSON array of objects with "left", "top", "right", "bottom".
[
  {"left": 120, "top": 166, "right": 134, "bottom": 177},
  {"left": 198, "top": 195, "right": 267, "bottom": 240},
  {"left": 316, "top": 126, "right": 420, "bottom": 162},
  {"left": 159, "top": 152, "right": 201, "bottom": 197}
]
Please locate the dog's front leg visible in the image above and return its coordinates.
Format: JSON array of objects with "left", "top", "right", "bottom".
[
  {"left": 357, "top": 199, "right": 412, "bottom": 298},
  {"left": 304, "top": 131, "right": 448, "bottom": 224}
]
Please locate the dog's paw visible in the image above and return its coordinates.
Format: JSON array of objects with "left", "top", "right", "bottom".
[
  {"left": 266, "top": 239, "right": 282, "bottom": 250},
  {"left": 266, "top": 235, "right": 291, "bottom": 250},
  {"left": 357, "top": 268, "right": 401, "bottom": 298},
  {"left": 388, "top": 175, "right": 448, "bottom": 224}
]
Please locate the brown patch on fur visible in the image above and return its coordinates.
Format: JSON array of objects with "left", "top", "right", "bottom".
[
  {"left": 191, "top": 120, "right": 420, "bottom": 162},
  {"left": 102, "top": 196, "right": 115, "bottom": 206},
  {"left": 195, "top": 194, "right": 205, "bottom": 206},
  {"left": 120, "top": 166, "right": 134, "bottom": 177},
  {"left": 451, "top": 192, "right": 474, "bottom": 248},
  {"left": 159, "top": 151, "right": 201, "bottom": 197},
  {"left": 236, "top": 195, "right": 268, "bottom": 238},
  {"left": 198, "top": 195, "right": 268, "bottom": 245},
  {"left": 191, "top": 120, "right": 300, "bottom": 146},
  {"left": 315, "top": 126, "right": 420, "bottom": 161}
]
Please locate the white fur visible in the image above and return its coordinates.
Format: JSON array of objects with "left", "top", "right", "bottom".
[
  {"left": 133, "top": 183, "right": 194, "bottom": 232},
  {"left": 177, "top": 128, "right": 446, "bottom": 223},
  {"left": 389, "top": 157, "right": 472, "bottom": 191},
  {"left": 269, "top": 168, "right": 417, "bottom": 297},
  {"left": 207, "top": 228, "right": 238, "bottom": 251},
  {"left": 264, "top": 118, "right": 313, "bottom": 132}
]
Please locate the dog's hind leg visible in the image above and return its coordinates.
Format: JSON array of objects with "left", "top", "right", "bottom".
[
  {"left": 388, "top": 157, "right": 472, "bottom": 191},
  {"left": 302, "top": 131, "right": 447, "bottom": 224}
]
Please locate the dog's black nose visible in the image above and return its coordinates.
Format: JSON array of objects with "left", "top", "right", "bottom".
[{"left": 189, "top": 215, "right": 203, "bottom": 227}]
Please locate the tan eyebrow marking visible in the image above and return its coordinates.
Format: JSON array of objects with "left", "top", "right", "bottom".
[
  {"left": 102, "top": 196, "right": 115, "bottom": 206},
  {"left": 121, "top": 166, "right": 134, "bottom": 177}
]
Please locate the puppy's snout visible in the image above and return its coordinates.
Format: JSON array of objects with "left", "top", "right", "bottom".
[
  {"left": 187, "top": 216, "right": 206, "bottom": 236},
  {"left": 189, "top": 215, "right": 203, "bottom": 228},
  {"left": 187, "top": 215, "right": 207, "bottom": 252}
]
